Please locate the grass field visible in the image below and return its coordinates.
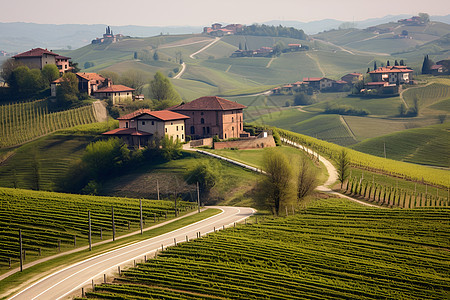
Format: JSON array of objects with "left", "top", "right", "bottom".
[
  {"left": 0, "top": 121, "right": 116, "bottom": 191},
  {"left": 86, "top": 198, "right": 450, "bottom": 300},
  {"left": 403, "top": 81, "right": 450, "bottom": 108},
  {"left": 351, "top": 122, "right": 450, "bottom": 167},
  {"left": 0, "top": 187, "right": 196, "bottom": 271}
]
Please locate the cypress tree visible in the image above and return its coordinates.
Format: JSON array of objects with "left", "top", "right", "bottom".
[
  {"left": 374, "top": 61, "right": 377, "bottom": 70},
  {"left": 394, "top": 60, "right": 399, "bottom": 66},
  {"left": 387, "top": 60, "right": 390, "bottom": 66},
  {"left": 400, "top": 59, "right": 405, "bottom": 66}
]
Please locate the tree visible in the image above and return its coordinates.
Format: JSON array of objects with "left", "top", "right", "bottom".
[
  {"left": 401, "top": 30, "right": 408, "bottom": 36},
  {"left": 41, "top": 64, "right": 60, "bottom": 85},
  {"left": 335, "top": 149, "right": 350, "bottom": 189},
  {"left": 185, "top": 161, "right": 219, "bottom": 201},
  {"left": 84, "top": 61, "right": 95, "bottom": 69},
  {"left": 394, "top": 60, "right": 399, "bottom": 66},
  {"left": 238, "top": 41, "right": 242, "bottom": 50},
  {"left": 149, "top": 71, "right": 181, "bottom": 103},
  {"left": 398, "top": 103, "right": 407, "bottom": 116},
  {"left": 153, "top": 51, "right": 159, "bottom": 61},
  {"left": 294, "top": 91, "right": 314, "bottom": 105},
  {"left": 297, "top": 157, "right": 318, "bottom": 199},
  {"left": 82, "top": 137, "right": 130, "bottom": 180},
  {"left": 418, "top": 13, "right": 430, "bottom": 23},
  {"left": 374, "top": 61, "right": 377, "bottom": 70},
  {"left": 400, "top": 59, "right": 405, "bottom": 66},
  {"left": 56, "top": 72, "right": 79, "bottom": 108},
  {"left": 99, "top": 70, "right": 120, "bottom": 84},
  {"left": 1, "top": 58, "right": 23, "bottom": 86},
  {"left": 422, "top": 55, "right": 434, "bottom": 74},
  {"left": 367, "top": 67, "right": 370, "bottom": 73},
  {"left": 386, "top": 60, "right": 390, "bottom": 66},
  {"left": 257, "top": 150, "right": 296, "bottom": 215},
  {"left": 158, "top": 135, "right": 182, "bottom": 160},
  {"left": 119, "top": 69, "right": 149, "bottom": 94},
  {"left": 10, "top": 66, "right": 46, "bottom": 98}
]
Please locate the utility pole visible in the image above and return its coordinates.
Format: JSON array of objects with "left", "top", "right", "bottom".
[
  {"left": 197, "top": 182, "right": 200, "bottom": 213},
  {"left": 140, "top": 199, "right": 143, "bottom": 235},
  {"left": 19, "top": 229, "right": 23, "bottom": 271},
  {"left": 383, "top": 141, "right": 386, "bottom": 159},
  {"left": 112, "top": 206, "right": 115, "bottom": 241},
  {"left": 88, "top": 211, "right": 92, "bottom": 251}
]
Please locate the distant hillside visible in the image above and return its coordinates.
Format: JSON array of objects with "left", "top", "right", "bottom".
[
  {"left": 0, "top": 22, "right": 202, "bottom": 53},
  {"left": 312, "top": 21, "right": 450, "bottom": 58}
]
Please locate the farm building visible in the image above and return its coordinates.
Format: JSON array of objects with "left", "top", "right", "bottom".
[{"left": 103, "top": 109, "right": 189, "bottom": 148}]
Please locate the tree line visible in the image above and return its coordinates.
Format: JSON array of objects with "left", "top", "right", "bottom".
[{"left": 236, "top": 24, "right": 307, "bottom": 40}]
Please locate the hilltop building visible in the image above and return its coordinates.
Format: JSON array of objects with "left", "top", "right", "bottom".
[
  {"left": 169, "top": 96, "right": 247, "bottom": 140},
  {"left": 92, "top": 26, "right": 124, "bottom": 44},
  {"left": 102, "top": 109, "right": 189, "bottom": 147},
  {"left": 303, "top": 77, "right": 334, "bottom": 90},
  {"left": 341, "top": 73, "right": 363, "bottom": 84},
  {"left": 368, "top": 66, "right": 413, "bottom": 85},
  {"left": 13, "top": 48, "right": 72, "bottom": 74},
  {"left": 203, "top": 23, "right": 243, "bottom": 36}
]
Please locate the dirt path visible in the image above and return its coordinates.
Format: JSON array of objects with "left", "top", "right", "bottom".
[
  {"left": 266, "top": 57, "right": 276, "bottom": 68},
  {"left": 339, "top": 115, "right": 357, "bottom": 141},
  {"left": 306, "top": 53, "right": 325, "bottom": 77},
  {"left": 225, "top": 65, "right": 232, "bottom": 72},
  {"left": 173, "top": 62, "right": 186, "bottom": 79},
  {"left": 189, "top": 37, "right": 221, "bottom": 59},
  {"left": 93, "top": 100, "right": 108, "bottom": 122},
  {"left": 159, "top": 39, "right": 214, "bottom": 50}
]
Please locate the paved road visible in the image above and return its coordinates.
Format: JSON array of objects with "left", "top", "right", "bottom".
[{"left": 9, "top": 206, "right": 255, "bottom": 300}]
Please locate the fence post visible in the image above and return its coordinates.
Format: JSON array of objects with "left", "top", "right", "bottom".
[
  {"left": 88, "top": 211, "right": 92, "bottom": 251},
  {"left": 112, "top": 206, "right": 115, "bottom": 241},
  {"left": 140, "top": 199, "right": 143, "bottom": 235},
  {"left": 197, "top": 182, "right": 201, "bottom": 213},
  {"left": 19, "top": 229, "right": 23, "bottom": 271}
]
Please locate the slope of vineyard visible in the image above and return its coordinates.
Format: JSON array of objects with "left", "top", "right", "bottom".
[
  {"left": 0, "top": 100, "right": 98, "bottom": 148},
  {"left": 86, "top": 198, "right": 450, "bottom": 300},
  {"left": 0, "top": 122, "right": 116, "bottom": 191},
  {"left": 0, "top": 187, "right": 194, "bottom": 271}
]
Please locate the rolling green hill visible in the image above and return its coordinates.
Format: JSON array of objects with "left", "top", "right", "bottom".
[{"left": 351, "top": 122, "right": 450, "bottom": 167}]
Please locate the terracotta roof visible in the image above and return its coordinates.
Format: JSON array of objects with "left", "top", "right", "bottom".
[
  {"left": 118, "top": 109, "right": 189, "bottom": 121},
  {"left": 52, "top": 77, "right": 65, "bottom": 83},
  {"left": 345, "top": 73, "right": 362, "bottom": 76},
  {"left": 334, "top": 80, "right": 348, "bottom": 84},
  {"left": 430, "top": 65, "right": 443, "bottom": 70},
  {"left": 303, "top": 77, "right": 325, "bottom": 82},
  {"left": 102, "top": 128, "right": 153, "bottom": 136},
  {"left": 169, "top": 96, "right": 246, "bottom": 111},
  {"left": 13, "top": 48, "right": 59, "bottom": 58},
  {"left": 95, "top": 85, "right": 135, "bottom": 93},
  {"left": 76, "top": 72, "right": 106, "bottom": 82},
  {"left": 369, "top": 66, "right": 413, "bottom": 74},
  {"left": 293, "top": 81, "right": 304, "bottom": 85},
  {"left": 56, "top": 55, "right": 71, "bottom": 60}
]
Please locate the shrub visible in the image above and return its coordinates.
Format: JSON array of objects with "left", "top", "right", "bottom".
[{"left": 324, "top": 103, "right": 369, "bottom": 116}]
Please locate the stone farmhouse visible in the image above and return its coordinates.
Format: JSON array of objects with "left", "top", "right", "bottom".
[
  {"left": 368, "top": 66, "right": 413, "bottom": 85},
  {"left": 303, "top": 77, "right": 334, "bottom": 90},
  {"left": 203, "top": 23, "right": 243, "bottom": 36},
  {"left": 169, "top": 96, "right": 247, "bottom": 140},
  {"left": 341, "top": 73, "right": 363, "bottom": 84},
  {"left": 91, "top": 26, "right": 124, "bottom": 45},
  {"left": 13, "top": 48, "right": 72, "bottom": 74},
  {"left": 93, "top": 85, "right": 135, "bottom": 104},
  {"left": 102, "top": 109, "right": 189, "bottom": 148}
]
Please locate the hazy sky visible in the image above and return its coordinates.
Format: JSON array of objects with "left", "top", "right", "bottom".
[{"left": 1, "top": 0, "right": 449, "bottom": 26}]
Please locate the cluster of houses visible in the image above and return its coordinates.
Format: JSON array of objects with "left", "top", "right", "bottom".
[
  {"left": 398, "top": 16, "right": 427, "bottom": 26},
  {"left": 203, "top": 23, "right": 243, "bottom": 36},
  {"left": 231, "top": 44, "right": 307, "bottom": 58},
  {"left": 102, "top": 96, "right": 262, "bottom": 149},
  {"left": 272, "top": 72, "right": 363, "bottom": 94},
  {"left": 11, "top": 47, "right": 136, "bottom": 103}
]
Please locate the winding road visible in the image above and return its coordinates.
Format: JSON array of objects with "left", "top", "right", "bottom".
[{"left": 8, "top": 206, "right": 255, "bottom": 300}]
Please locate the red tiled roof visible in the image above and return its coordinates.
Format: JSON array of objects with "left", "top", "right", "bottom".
[
  {"left": 303, "top": 77, "right": 324, "bottom": 82},
  {"left": 169, "top": 96, "right": 246, "bottom": 111},
  {"left": 334, "top": 80, "right": 348, "bottom": 84},
  {"left": 13, "top": 48, "right": 59, "bottom": 58},
  {"left": 293, "top": 81, "right": 304, "bottom": 85},
  {"left": 95, "top": 85, "right": 135, "bottom": 93},
  {"left": 56, "top": 55, "right": 71, "bottom": 60},
  {"left": 430, "top": 65, "right": 443, "bottom": 70},
  {"left": 118, "top": 109, "right": 189, "bottom": 121},
  {"left": 369, "top": 66, "right": 413, "bottom": 74},
  {"left": 76, "top": 72, "right": 106, "bottom": 83},
  {"left": 102, "top": 128, "right": 153, "bottom": 136}
]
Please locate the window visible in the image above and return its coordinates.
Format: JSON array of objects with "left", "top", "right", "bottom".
[
  {"left": 225, "top": 133, "right": 227, "bottom": 139},
  {"left": 125, "top": 122, "right": 129, "bottom": 128},
  {"left": 232, "top": 117, "right": 234, "bottom": 122},
  {"left": 165, "top": 128, "right": 168, "bottom": 133},
  {"left": 201, "top": 118, "right": 205, "bottom": 124},
  {"left": 177, "top": 135, "right": 179, "bottom": 139},
  {"left": 207, "top": 127, "right": 210, "bottom": 134},
  {"left": 142, "top": 121, "right": 145, "bottom": 125},
  {"left": 171, "top": 122, "right": 173, "bottom": 125},
  {"left": 190, "top": 126, "right": 195, "bottom": 134},
  {"left": 151, "top": 121, "right": 154, "bottom": 125},
  {"left": 182, "top": 126, "right": 184, "bottom": 130},
  {"left": 176, "top": 126, "right": 178, "bottom": 131},
  {"left": 203, "top": 127, "right": 206, "bottom": 135},
  {"left": 232, "top": 126, "right": 234, "bottom": 131},
  {"left": 182, "top": 134, "right": 184, "bottom": 139}
]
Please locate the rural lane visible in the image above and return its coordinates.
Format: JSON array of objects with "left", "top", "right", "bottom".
[{"left": 9, "top": 206, "right": 255, "bottom": 300}]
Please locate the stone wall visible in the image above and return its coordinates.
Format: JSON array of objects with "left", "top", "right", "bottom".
[{"left": 214, "top": 136, "right": 275, "bottom": 150}]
